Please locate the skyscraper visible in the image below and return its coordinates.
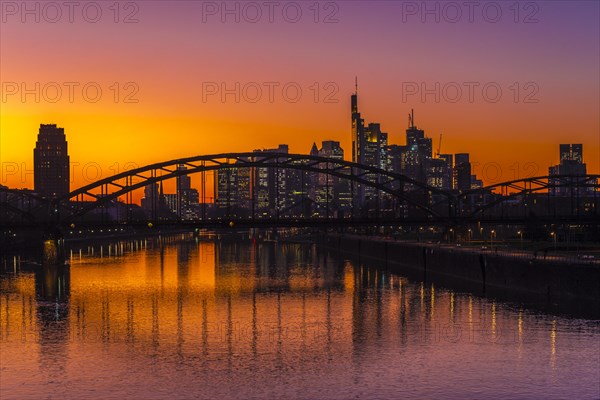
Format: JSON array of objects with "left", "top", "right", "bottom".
[
  {"left": 454, "top": 153, "right": 472, "bottom": 192},
  {"left": 351, "top": 80, "right": 364, "bottom": 165},
  {"left": 559, "top": 144, "right": 583, "bottom": 164},
  {"left": 34, "top": 124, "right": 70, "bottom": 198},
  {"left": 350, "top": 81, "right": 389, "bottom": 205},
  {"left": 176, "top": 165, "right": 199, "bottom": 219},
  {"left": 400, "top": 110, "right": 432, "bottom": 189},
  {"left": 549, "top": 144, "right": 590, "bottom": 196},
  {"left": 315, "top": 141, "right": 345, "bottom": 214},
  {"left": 252, "top": 145, "right": 288, "bottom": 215},
  {"left": 141, "top": 182, "right": 159, "bottom": 213}
]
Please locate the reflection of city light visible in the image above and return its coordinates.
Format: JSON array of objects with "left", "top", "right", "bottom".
[
  {"left": 518, "top": 310, "right": 523, "bottom": 359},
  {"left": 550, "top": 320, "right": 557, "bottom": 368},
  {"left": 430, "top": 284, "right": 435, "bottom": 320},
  {"left": 468, "top": 296, "right": 473, "bottom": 323},
  {"left": 491, "top": 302, "right": 496, "bottom": 339}
]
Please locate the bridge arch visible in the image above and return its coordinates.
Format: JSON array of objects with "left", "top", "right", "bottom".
[
  {"left": 59, "top": 152, "right": 452, "bottom": 222},
  {"left": 457, "top": 174, "right": 600, "bottom": 218},
  {"left": 0, "top": 187, "right": 51, "bottom": 224}
]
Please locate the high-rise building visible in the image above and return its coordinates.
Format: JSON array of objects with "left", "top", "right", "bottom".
[
  {"left": 216, "top": 165, "right": 240, "bottom": 215},
  {"left": 227, "top": 145, "right": 289, "bottom": 217},
  {"left": 164, "top": 194, "right": 178, "bottom": 214},
  {"left": 350, "top": 82, "right": 389, "bottom": 205},
  {"left": 34, "top": 124, "right": 70, "bottom": 198},
  {"left": 141, "top": 181, "right": 175, "bottom": 220},
  {"left": 426, "top": 158, "right": 449, "bottom": 189},
  {"left": 387, "top": 145, "right": 402, "bottom": 174},
  {"left": 252, "top": 144, "right": 289, "bottom": 212},
  {"left": 438, "top": 153, "right": 454, "bottom": 190},
  {"left": 315, "top": 141, "right": 346, "bottom": 215},
  {"left": 400, "top": 110, "right": 432, "bottom": 189},
  {"left": 175, "top": 165, "right": 199, "bottom": 219},
  {"left": 559, "top": 144, "right": 583, "bottom": 164},
  {"left": 351, "top": 82, "right": 364, "bottom": 165},
  {"left": 285, "top": 157, "right": 311, "bottom": 218},
  {"left": 141, "top": 182, "right": 159, "bottom": 213},
  {"left": 218, "top": 158, "right": 251, "bottom": 216},
  {"left": 549, "top": 144, "right": 591, "bottom": 196},
  {"left": 454, "top": 153, "right": 472, "bottom": 192},
  {"left": 470, "top": 175, "right": 483, "bottom": 189}
]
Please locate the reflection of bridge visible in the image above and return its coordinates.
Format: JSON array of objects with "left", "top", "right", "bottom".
[{"left": 1, "top": 152, "right": 599, "bottom": 229}]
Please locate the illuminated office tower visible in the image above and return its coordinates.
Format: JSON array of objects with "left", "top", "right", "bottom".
[
  {"left": 176, "top": 164, "right": 199, "bottom": 219},
  {"left": 549, "top": 144, "right": 590, "bottom": 196},
  {"left": 252, "top": 145, "right": 288, "bottom": 216},
  {"left": 350, "top": 81, "right": 389, "bottom": 205}
]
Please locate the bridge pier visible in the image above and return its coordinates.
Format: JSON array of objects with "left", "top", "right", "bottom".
[{"left": 42, "top": 231, "right": 65, "bottom": 266}]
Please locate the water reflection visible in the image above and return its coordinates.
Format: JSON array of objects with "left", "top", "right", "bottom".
[
  {"left": 0, "top": 235, "right": 599, "bottom": 399},
  {"left": 34, "top": 264, "right": 70, "bottom": 382}
]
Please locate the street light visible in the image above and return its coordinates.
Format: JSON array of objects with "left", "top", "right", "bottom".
[
  {"left": 551, "top": 231, "right": 556, "bottom": 251},
  {"left": 517, "top": 230, "right": 523, "bottom": 249},
  {"left": 468, "top": 228, "right": 472, "bottom": 244},
  {"left": 491, "top": 230, "right": 496, "bottom": 249}
]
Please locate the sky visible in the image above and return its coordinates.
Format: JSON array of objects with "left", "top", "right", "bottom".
[{"left": 1, "top": 0, "right": 599, "bottom": 196}]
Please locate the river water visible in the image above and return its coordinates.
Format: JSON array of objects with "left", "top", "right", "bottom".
[{"left": 1, "top": 235, "right": 599, "bottom": 399}]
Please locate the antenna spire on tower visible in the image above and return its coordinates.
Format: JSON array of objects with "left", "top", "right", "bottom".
[{"left": 355, "top": 76, "right": 358, "bottom": 95}]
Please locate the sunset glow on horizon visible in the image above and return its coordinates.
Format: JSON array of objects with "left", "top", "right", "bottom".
[{"left": 1, "top": 1, "right": 599, "bottom": 196}]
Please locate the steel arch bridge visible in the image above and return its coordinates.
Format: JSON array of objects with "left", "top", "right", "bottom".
[
  {"left": 59, "top": 152, "right": 451, "bottom": 223},
  {"left": 1, "top": 152, "right": 599, "bottom": 228},
  {"left": 456, "top": 174, "right": 600, "bottom": 218},
  {"left": 0, "top": 188, "right": 50, "bottom": 223}
]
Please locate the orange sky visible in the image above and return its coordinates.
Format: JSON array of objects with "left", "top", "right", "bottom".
[{"left": 1, "top": 1, "right": 598, "bottom": 199}]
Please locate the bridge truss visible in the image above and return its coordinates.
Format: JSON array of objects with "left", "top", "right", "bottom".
[{"left": 1, "top": 152, "right": 598, "bottom": 228}]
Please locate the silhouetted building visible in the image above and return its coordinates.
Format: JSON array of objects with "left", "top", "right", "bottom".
[
  {"left": 454, "top": 153, "right": 472, "bottom": 192},
  {"left": 285, "top": 154, "right": 312, "bottom": 218},
  {"left": 438, "top": 153, "right": 454, "bottom": 190},
  {"left": 141, "top": 182, "right": 159, "bottom": 213},
  {"left": 141, "top": 181, "right": 174, "bottom": 220},
  {"left": 470, "top": 175, "right": 483, "bottom": 189},
  {"left": 549, "top": 143, "right": 591, "bottom": 196},
  {"left": 34, "top": 124, "right": 70, "bottom": 198},
  {"left": 216, "top": 146, "right": 289, "bottom": 217},
  {"left": 350, "top": 82, "right": 389, "bottom": 205},
  {"left": 315, "top": 141, "right": 350, "bottom": 216},
  {"left": 164, "top": 194, "right": 178, "bottom": 214},
  {"left": 399, "top": 110, "right": 434, "bottom": 192},
  {"left": 252, "top": 145, "right": 289, "bottom": 215},
  {"left": 559, "top": 144, "right": 583, "bottom": 163},
  {"left": 216, "top": 158, "right": 251, "bottom": 217},
  {"left": 176, "top": 165, "right": 199, "bottom": 219},
  {"left": 216, "top": 163, "right": 242, "bottom": 216},
  {"left": 426, "top": 158, "right": 451, "bottom": 189}
]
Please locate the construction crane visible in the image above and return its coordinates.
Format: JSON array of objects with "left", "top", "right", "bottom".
[{"left": 435, "top": 133, "right": 443, "bottom": 158}]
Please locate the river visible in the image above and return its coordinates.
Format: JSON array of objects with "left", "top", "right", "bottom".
[{"left": 1, "top": 234, "right": 598, "bottom": 399}]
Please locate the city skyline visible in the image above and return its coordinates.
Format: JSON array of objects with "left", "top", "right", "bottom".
[
  {"left": 3, "top": 98, "right": 596, "bottom": 205},
  {"left": 1, "top": 2, "right": 599, "bottom": 399},
  {"left": 1, "top": 1, "right": 599, "bottom": 193},
  {"left": 2, "top": 97, "right": 598, "bottom": 201},
  {"left": 5, "top": 106, "right": 593, "bottom": 225}
]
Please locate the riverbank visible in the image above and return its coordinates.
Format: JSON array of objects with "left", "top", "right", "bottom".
[{"left": 320, "top": 234, "right": 600, "bottom": 317}]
